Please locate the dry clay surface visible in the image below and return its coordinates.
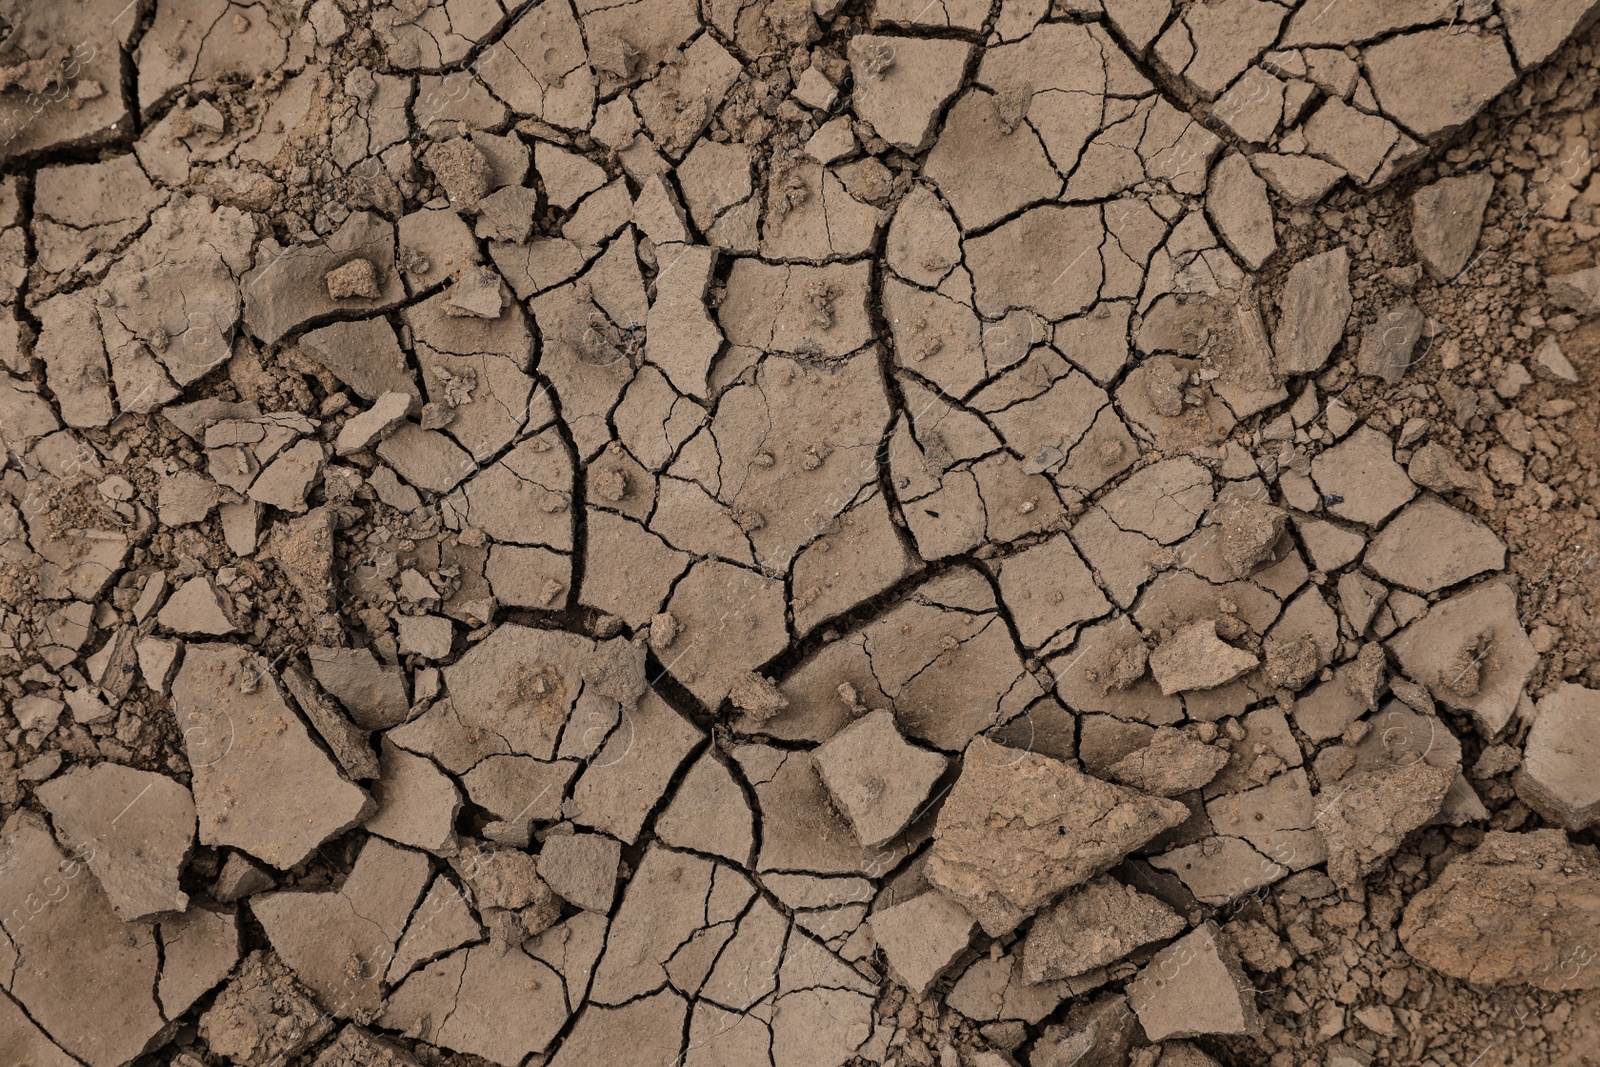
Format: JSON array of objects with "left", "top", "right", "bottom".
[{"left": 4, "top": 1, "right": 1600, "bottom": 1067}]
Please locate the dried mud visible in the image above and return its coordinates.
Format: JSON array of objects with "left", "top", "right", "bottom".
[{"left": 3, "top": 2, "right": 1600, "bottom": 1067}]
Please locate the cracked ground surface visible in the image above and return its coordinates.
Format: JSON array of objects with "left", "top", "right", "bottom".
[{"left": 5, "top": 1, "right": 1600, "bottom": 1066}]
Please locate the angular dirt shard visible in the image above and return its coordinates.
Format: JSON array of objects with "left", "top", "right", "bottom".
[
  {"left": 1399, "top": 829, "right": 1600, "bottom": 991},
  {"left": 251, "top": 837, "right": 430, "bottom": 1023},
  {"left": 868, "top": 891, "right": 976, "bottom": 996},
  {"left": 925, "top": 737, "right": 1189, "bottom": 935},
  {"left": 200, "top": 951, "right": 334, "bottom": 1067},
  {"left": 1126, "top": 922, "right": 1260, "bottom": 1040},
  {"left": 1021, "top": 875, "right": 1186, "bottom": 984},
  {"left": 170, "top": 643, "right": 374, "bottom": 870},
  {"left": 813, "top": 709, "right": 947, "bottom": 849},
  {"left": 1207, "top": 151, "right": 1277, "bottom": 270},
  {"left": 36, "top": 763, "right": 196, "bottom": 921},
  {"left": 0, "top": 812, "right": 165, "bottom": 1067},
  {"left": 1310, "top": 424, "right": 1416, "bottom": 526},
  {"left": 848, "top": 35, "right": 975, "bottom": 152},
  {"left": 1514, "top": 684, "right": 1600, "bottom": 830},
  {"left": 1411, "top": 172, "right": 1495, "bottom": 282},
  {"left": 1388, "top": 581, "right": 1538, "bottom": 737},
  {"left": 1273, "top": 248, "right": 1352, "bottom": 376},
  {"left": 1364, "top": 495, "right": 1506, "bottom": 593},
  {"left": 1148, "top": 621, "right": 1259, "bottom": 695},
  {"left": 1317, "top": 761, "right": 1455, "bottom": 887},
  {"left": 1106, "top": 727, "right": 1230, "bottom": 796}
]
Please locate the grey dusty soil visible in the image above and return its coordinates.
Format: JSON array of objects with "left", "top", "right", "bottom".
[{"left": 4, "top": 2, "right": 1600, "bottom": 1067}]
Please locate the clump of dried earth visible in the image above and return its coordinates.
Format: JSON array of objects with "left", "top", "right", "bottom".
[{"left": 4, "top": 2, "right": 1600, "bottom": 1067}]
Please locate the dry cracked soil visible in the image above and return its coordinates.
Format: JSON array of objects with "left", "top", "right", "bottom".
[{"left": 5, "top": 1, "right": 1600, "bottom": 1067}]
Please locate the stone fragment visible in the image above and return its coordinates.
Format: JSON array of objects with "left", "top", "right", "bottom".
[
  {"left": 1217, "top": 499, "right": 1289, "bottom": 579},
  {"left": 568, "top": 689, "right": 702, "bottom": 844},
  {"left": 991, "top": 535, "right": 1111, "bottom": 651},
  {"left": 160, "top": 469, "right": 219, "bottom": 525},
  {"left": 792, "top": 489, "right": 920, "bottom": 634},
  {"left": 753, "top": 749, "right": 921, "bottom": 877},
  {"left": 1154, "top": 0, "right": 1287, "bottom": 99},
  {"left": 1514, "top": 684, "right": 1600, "bottom": 830},
  {"left": 925, "top": 90, "right": 1061, "bottom": 232},
  {"left": 663, "top": 560, "right": 788, "bottom": 708},
  {"left": 589, "top": 845, "right": 717, "bottom": 1004},
  {"left": 1318, "top": 761, "right": 1454, "bottom": 887},
  {"left": 1152, "top": 834, "right": 1288, "bottom": 904},
  {"left": 1548, "top": 266, "right": 1600, "bottom": 317},
  {"left": 1302, "top": 99, "right": 1399, "bottom": 185},
  {"left": 36, "top": 764, "right": 195, "bottom": 921},
  {"left": 325, "top": 258, "right": 381, "bottom": 300},
  {"left": 382, "top": 942, "right": 569, "bottom": 1065},
  {"left": 1273, "top": 248, "right": 1351, "bottom": 376},
  {"left": 1126, "top": 923, "right": 1260, "bottom": 1039},
  {"left": 925, "top": 737, "right": 1189, "bottom": 935},
  {"left": 1411, "top": 173, "right": 1494, "bottom": 282},
  {"left": 868, "top": 891, "right": 975, "bottom": 995},
  {"left": 1032, "top": 993, "right": 1140, "bottom": 1067},
  {"left": 436, "top": 624, "right": 646, "bottom": 766},
  {"left": 243, "top": 213, "right": 406, "bottom": 345},
  {"left": 1206, "top": 769, "right": 1326, "bottom": 870},
  {"left": 1213, "top": 67, "right": 1284, "bottom": 144},
  {"left": 645, "top": 244, "right": 722, "bottom": 399},
  {"left": 448, "top": 839, "right": 562, "bottom": 946},
  {"left": 1021, "top": 876, "right": 1186, "bottom": 984},
  {"left": 397, "top": 615, "right": 454, "bottom": 660},
  {"left": 966, "top": 205, "right": 1105, "bottom": 321},
  {"left": 848, "top": 36, "right": 974, "bottom": 152},
  {"left": 546, "top": 991, "right": 688, "bottom": 1067},
  {"left": 1252, "top": 152, "right": 1345, "bottom": 207},
  {"left": 280, "top": 662, "right": 379, "bottom": 780},
  {"left": 1149, "top": 620, "right": 1257, "bottom": 698},
  {"left": 299, "top": 318, "right": 421, "bottom": 407},
  {"left": 215, "top": 853, "right": 275, "bottom": 903},
  {"left": 171, "top": 644, "right": 373, "bottom": 870},
  {"left": 1311, "top": 425, "right": 1416, "bottom": 526},
  {"left": 249, "top": 438, "right": 325, "bottom": 512},
  {"left": 1399, "top": 829, "right": 1600, "bottom": 990},
  {"left": 1207, "top": 152, "right": 1276, "bottom": 270},
  {"left": 813, "top": 709, "right": 948, "bottom": 849},
  {"left": 387, "top": 877, "right": 482, "bottom": 984},
  {"left": 1364, "top": 495, "right": 1505, "bottom": 593}
]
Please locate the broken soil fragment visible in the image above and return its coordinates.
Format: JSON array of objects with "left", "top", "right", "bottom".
[
  {"left": 1399, "top": 829, "right": 1600, "bottom": 991},
  {"left": 925, "top": 737, "right": 1189, "bottom": 936}
]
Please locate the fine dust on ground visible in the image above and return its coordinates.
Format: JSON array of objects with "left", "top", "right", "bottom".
[{"left": 2, "top": 2, "right": 1600, "bottom": 1067}]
